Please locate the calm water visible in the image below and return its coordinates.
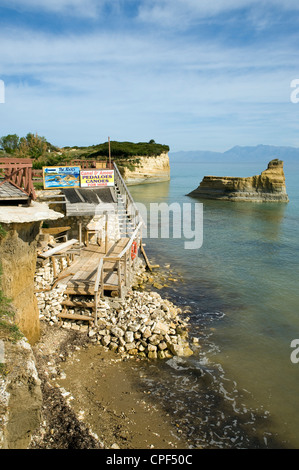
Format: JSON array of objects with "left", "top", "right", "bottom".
[{"left": 127, "top": 159, "right": 299, "bottom": 449}]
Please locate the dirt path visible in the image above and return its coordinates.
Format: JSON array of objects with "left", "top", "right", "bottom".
[{"left": 29, "top": 321, "right": 190, "bottom": 450}]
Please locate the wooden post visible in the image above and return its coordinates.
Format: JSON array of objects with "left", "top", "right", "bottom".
[
  {"left": 124, "top": 252, "right": 128, "bottom": 287},
  {"left": 105, "top": 212, "right": 108, "bottom": 254},
  {"left": 117, "top": 259, "right": 121, "bottom": 297},
  {"left": 101, "top": 266, "right": 104, "bottom": 298},
  {"left": 78, "top": 222, "right": 82, "bottom": 246},
  {"left": 94, "top": 292, "right": 98, "bottom": 327},
  {"left": 108, "top": 136, "right": 111, "bottom": 168},
  {"left": 128, "top": 253, "right": 131, "bottom": 285}
]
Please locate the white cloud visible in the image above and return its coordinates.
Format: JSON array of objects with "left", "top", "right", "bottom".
[
  {"left": 137, "top": 0, "right": 299, "bottom": 28},
  {"left": 0, "top": 19, "right": 298, "bottom": 150},
  {"left": 1, "top": 0, "right": 107, "bottom": 17}
]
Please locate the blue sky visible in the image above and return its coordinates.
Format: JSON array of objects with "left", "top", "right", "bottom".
[{"left": 1, "top": 0, "right": 299, "bottom": 152}]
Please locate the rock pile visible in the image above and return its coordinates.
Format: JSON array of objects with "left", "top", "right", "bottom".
[
  {"left": 35, "top": 257, "right": 69, "bottom": 292},
  {"left": 88, "top": 290, "right": 195, "bottom": 359},
  {"left": 36, "top": 285, "right": 67, "bottom": 324},
  {"left": 36, "top": 286, "right": 196, "bottom": 359},
  {"left": 34, "top": 258, "right": 198, "bottom": 360}
]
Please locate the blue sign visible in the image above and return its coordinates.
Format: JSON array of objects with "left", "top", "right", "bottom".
[{"left": 43, "top": 166, "right": 81, "bottom": 189}]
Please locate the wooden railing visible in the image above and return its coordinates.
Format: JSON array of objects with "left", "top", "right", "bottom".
[
  {"left": 113, "top": 161, "right": 143, "bottom": 230},
  {"left": 93, "top": 258, "right": 104, "bottom": 326},
  {"left": 72, "top": 160, "right": 113, "bottom": 169},
  {"left": 0, "top": 158, "right": 36, "bottom": 200},
  {"left": 93, "top": 221, "right": 143, "bottom": 325}
]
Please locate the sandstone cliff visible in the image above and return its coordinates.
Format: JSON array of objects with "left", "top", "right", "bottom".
[
  {"left": 121, "top": 152, "right": 170, "bottom": 186},
  {"left": 187, "top": 159, "right": 289, "bottom": 202},
  {"left": 0, "top": 338, "right": 42, "bottom": 449},
  {"left": 0, "top": 202, "right": 63, "bottom": 344}
]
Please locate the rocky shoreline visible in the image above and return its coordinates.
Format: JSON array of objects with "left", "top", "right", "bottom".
[
  {"left": 29, "top": 253, "right": 200, "bottom": 448},
  {"left": 29, "top": 321, "right": 193, "bottom": 449},
  {"left": 35, "top": 259, "right": 198, "bottom": 361}
]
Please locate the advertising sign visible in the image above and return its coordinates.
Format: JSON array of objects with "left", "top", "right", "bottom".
[
  {"left": 43, "top": 166, "right": 80, "bottom": 189},
  {"left": 80, "top": 169, "right": 114, "bottom": 187}
]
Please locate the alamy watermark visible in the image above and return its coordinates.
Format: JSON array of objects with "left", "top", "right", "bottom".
[
  {"left": 290, "top": 339, "right": 299, "bottom": 363},
  {"left": 0, "top": 80, "right": 4, "bottom": 103},
  {"left": 290, "top": 79, "right": 299, "bottom": 103},
  {"left": 136, "top": 202, "right": 203, "bottom": 250},
  {"left": 95, "top": 200, "right": 203, "bottom": 250}
]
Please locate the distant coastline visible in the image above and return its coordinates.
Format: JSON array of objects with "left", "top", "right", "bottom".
[{"left": 170, "top": 144, "right": 299, "bottom": 163}]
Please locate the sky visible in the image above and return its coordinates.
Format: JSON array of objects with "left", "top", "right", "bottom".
[{"left": 1, "top": 0, "right": 299, "bottom": 152}]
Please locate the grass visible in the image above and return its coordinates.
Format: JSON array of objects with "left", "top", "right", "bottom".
[{"left": 33, "top": 180, "right": 44, "bottom": 190}]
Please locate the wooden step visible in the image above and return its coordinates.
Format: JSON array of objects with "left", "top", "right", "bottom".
[
  {"left": 65, "top": 287, "right": 95, "bottom": 296},
  {"left": 61, "top": 299, "right": 95, "bottom": 308},
  {"left": 58, "top": 312, "right": 94, "bottom": 323}
]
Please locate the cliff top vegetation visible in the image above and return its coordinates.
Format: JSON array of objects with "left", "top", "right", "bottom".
[{"left": 0, "top": 134, "right": 169, "bottom": 169}]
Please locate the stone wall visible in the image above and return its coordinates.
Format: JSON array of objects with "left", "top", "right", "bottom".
[{"left": 187, "top": 159, "right": 289, "bottom": 202}]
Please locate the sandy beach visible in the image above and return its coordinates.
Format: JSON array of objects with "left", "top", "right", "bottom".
[{"left": 29, "top": 321, "right": 191, "bottom": 450}]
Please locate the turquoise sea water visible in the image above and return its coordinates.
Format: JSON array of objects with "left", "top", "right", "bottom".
[{"left": 128, "top": 159, "right": 299, "bottom": 449}]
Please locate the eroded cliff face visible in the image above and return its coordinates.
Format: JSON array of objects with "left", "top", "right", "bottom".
[
  {"left": 0, "top": 339, "right": 42, "bottom": 449},
  {"left": 121, "top": 152, "right": 170, "bottom": 186},
  {"left": 0, "top": 222, "right": 42, "bottom": 344},
  {"left": 0, "top": 202, "right": 64, "bottom": 344},
  {"left": 187, "top": 159, "right": 289, "bottom": 202}
]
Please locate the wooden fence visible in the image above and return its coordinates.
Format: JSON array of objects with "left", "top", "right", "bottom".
[{"left": 0, "top": 158, "right": 36, "bottom": 200}]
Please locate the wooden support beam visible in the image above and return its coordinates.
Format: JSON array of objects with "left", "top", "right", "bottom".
[
  {"left": 140, "top": 244, "right": 152, "bottom": 271},
  {"left": 105, "top": 212, "right": 108, "bottom": 254},
  {"left": 39, "top": 239, "right": 79, "bottom": 258}
]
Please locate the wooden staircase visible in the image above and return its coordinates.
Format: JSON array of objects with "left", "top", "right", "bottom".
[
  {"left": 55, "top": 161, "right": 144, "bottom": 328},
  {"left": 59, "top": 291, "right": 95, "bottom": 326},
  {"left": 56, "top": 231, "right": 142, "bottom": 327}
]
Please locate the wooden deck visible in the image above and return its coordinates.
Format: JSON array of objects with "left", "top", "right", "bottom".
[{"left": 56, "top": 238, "right": 130, "bottom": 295}]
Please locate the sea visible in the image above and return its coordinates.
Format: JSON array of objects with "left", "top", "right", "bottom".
[{"left": 125, "top": 158, "right": 299, "bottom": 449}]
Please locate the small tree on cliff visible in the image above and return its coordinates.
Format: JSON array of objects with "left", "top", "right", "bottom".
[
  {"left": 17, "top": 133, "right": 48, "bottom": 160},
  {"left": 0, "top": 134, "right": 20, "bottom": 154}
]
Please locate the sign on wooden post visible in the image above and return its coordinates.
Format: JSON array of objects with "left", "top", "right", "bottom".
[
  {"left": 80, "top": 169, "right": 114, "bottom": 187},
  {"left": 43, "top": 166, "right": 81, "bottom": 189}
]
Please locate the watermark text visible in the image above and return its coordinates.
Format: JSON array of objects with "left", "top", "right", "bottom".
[{"left": 290, "top": 79, "right": 299, "bottom": 103}]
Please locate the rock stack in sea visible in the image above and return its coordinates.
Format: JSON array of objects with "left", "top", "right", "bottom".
[{"left": 187, "top": 159, "right": 289, "bottom": 202}]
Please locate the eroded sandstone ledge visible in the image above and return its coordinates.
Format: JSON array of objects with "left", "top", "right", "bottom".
[
  {"left": 187, "top": 159, "right": 289, "bottom": 202},
  {"left": 121, "top": 152, "right": 170, "bottom": 186}
]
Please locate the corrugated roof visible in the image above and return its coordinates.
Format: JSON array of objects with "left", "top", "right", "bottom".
[
  {"left": 0, "top": 180, "right": 29, "bottom": 201},
  {"left": 63, "top": 187, "right": 116, "bottom": 216}
]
